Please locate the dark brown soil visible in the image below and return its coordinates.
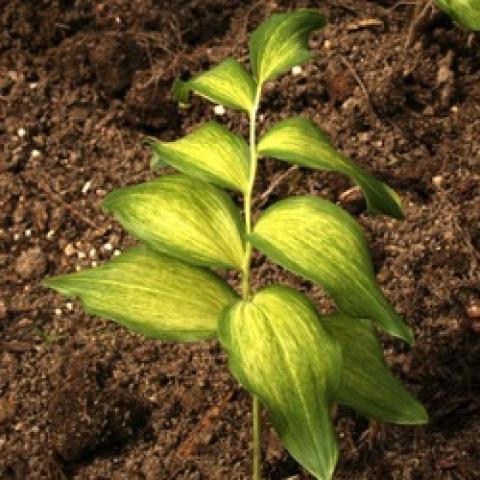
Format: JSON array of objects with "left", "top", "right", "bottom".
[{"left": 1, "top": 1, "right": 479, "bottom": 479}]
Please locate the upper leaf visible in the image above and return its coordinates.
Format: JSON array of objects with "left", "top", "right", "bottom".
[
  {"left": 44, "top": 246, "right": 238, "bottom": 341},
  {"left": 103, "top": 174, "right": 245, "bottom": 269},
  {"left": 147, "top": 121, "right": 250, "bottom": 192},
  {"left": 250, "top": 197, "right": 414, "bottom": 344},
  {"left": 249, "top": 10, "right": 327, "bottom": 85},
  {"left": 435, "top": 0, "right": 480, "bottom": 31},
  {"left": 173, "top": 57, "right": 257, "bottom": 112},
  {"left": 219, "top": 285, "right": 341, "bottom": 480},
  {"left": 257, "top": 117, "right": 404, "bottom": 219},
  {"left": 323, "top": 313, "right": 428, "bottom": 424}
]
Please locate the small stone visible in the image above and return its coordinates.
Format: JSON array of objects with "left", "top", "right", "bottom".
[
  {"left": 17, "top": 127, "right": 26, "bottom": 138},
  {"left": 213, "top": 105, "right": 225, "bottom": 116},
  {"left": 15, "top": 247, "right": 47, "bottom": 280},
  {"left": 30, "top": 149, "right": 42, "bottom": 159},
  {"left": 13, "top": 233, "right": 20, "bottom": 241},
  {"left": 338, "top": 186, "right": 366, "bottom": 215},
  {"left": 89, "top": 247, "right": 96, "bottom": 258},
  {"left": 102, "top": 242, "right": 113, "bottom": 251},
  {"left": 324, "top": 40, "right": 332, "bottom": 49},
  {"left": 82, "top": 180, "right": 92, "bottom": 194},
  {"left": 66, "top": 302, "right": 74, "bottom": 311},
  {"left": 466, "top": 303, "right": 480, "bottom": 319},
  {"left": 113, "top": 249, "right": 121, "bottom": 257},
  {"left": 64, "top": 244, "right": 76, "bottom": 257},
  {"left": 91, "top": 261, "right": 98, "bottom": 267},
  {"left": 24, "top": 229, "right": 32, "bottom": 237},
  {"left": 54, "top": 308, "right": 62, "bottom": 316},
  {"left": 77, "top": 251, "right": 86, "bottom": 259},
  {"left": 432, "top": 176, "right": 443, "bottom": 187},
  {"left": 46, "top": 229, "right": 55, "bottom": 239},
  {"left": 291, "top": 65, "right": 302, "bottom": 75}
]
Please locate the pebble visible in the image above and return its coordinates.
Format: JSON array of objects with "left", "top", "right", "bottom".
[
  {"left": 66, "top": 302, "right": 74, "bottom": 311},
  {"left": 17, "top": 127, "right": 26, "bottom": 138},
  {"left": 64, "top": 243, "right": 76, "bottom": 257},
  {"left": 102, "top": 242, "right": 113, "bottom": 251},
  {"left": 91, "top": 261, "right": 98, "bottom": 267},
  {"left": 30, "top": 149, "right": 42, "bottom": 159},
  {"left": 89, "top": 247, "right": 96, "bottom": 258},
  {"left": 15, "top": 247, "right": 47, "bottom": 280},
  {"left": 213, "top": 105, "right": 225, "bottom": 116},
  {"left": 432, "top": 175, "right": 443, "bottom": 187},
  {"left": 46, "top": 229, "right": 55, "bottom": 239},
  {"left": 77, "top": 251, "right": 86, "bottom": 259},
  {"left": 466, "top": 303, "right": 480, "bottom": 319},
  {"left": 291, "top": 65, "right": 302, "bottom": 75},
  {"left": 54, "top": 308, "right": 62, "bottom": 316},
  {"left": 82, "top": 180, "right": 92, "bottom": 194},
  {"left": 113, "top": 249, "right": 121, "bottom": 257},
  {"left": 24, "top": 229, "right": 32, "bottom": 237}
]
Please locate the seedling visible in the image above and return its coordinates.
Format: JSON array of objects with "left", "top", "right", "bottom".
[
  {"left": 45, "top": 10, "right": 427, "bottom": 479},
  {"left": 435, "top": 0, "right": 480, "bottom": 30}
]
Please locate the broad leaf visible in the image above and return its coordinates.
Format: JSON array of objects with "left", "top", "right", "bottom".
[
  {"left": 435, "top": 0, "right": 480, "bottom": 31},
  {"left": 103, "top": 174, "right": 245, "bottom": 269},
  {"left": 44, "top": 246, "right": 238, "bottom": 341},
  {"left": 173, "top": 57, "right": 256, "bottom": 112},
  {"left": 219, "top": 285, "right": 341, "bottom": 479},
  {"left": 250, "top": 197, "right": 414, "bottom": 344},
  {"left": 323, "top": 313, "right": 428, "bottom": 424},
  {"left": 249, "top": 10, "right": 327, "bottom": 85},
  {"left": 257, "top": 117, "right": 404, "bottom": 219},
  {"left": 147, "top": 121, "right": 249, "bottom": 192}
]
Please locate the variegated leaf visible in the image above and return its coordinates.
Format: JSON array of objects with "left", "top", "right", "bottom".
[
  {"left": 173, "top": 57, "right": 256, "bottom": 112},
  {"left": 103, "top": 174, "right": 245, "bottom": 269},
  {"left": 44, "top": 246, "right": 238, "bottom": 341},
  {"left": 435, "top": 0, "right": 480, "bottom": 31},
  {"left": 250, "top": 197, "right": 414, "bottom": 344},
  {"left": 257, "top": 117, "right": 403, "bottom": 219},
  {"left": 147, "top": 121, "right": 249, "bottom": 192},
  {"left": 249, "top": 10, "right": 327, "bottom": 85},
  {"left": 219, "top": 285, "right": 341, "bottom": 480},
  {"left": 323, "top": 313, "right": 428, "bottom": 424}
]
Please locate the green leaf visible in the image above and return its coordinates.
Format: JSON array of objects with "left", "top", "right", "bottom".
[
  {"left": 44, "top": 246, "right": 238, "bottom": 342},
  {"left": 173, "top": 58, "right": 257, "bottom": 112},
  {"left": 257, "top": 117, "right": 404, "bottom": 219},
  {"left": 103, "top": 174, "right": 245, "bottom": 269},
  {"left": 219, "top": 285, "right": 341, "bottom": 480},
  {"left": 249, "top": 10, "right": 327, "bottom": 85},
  {"left": 250, "top": 197, "right": 414, "bottom": 344},
  {"left": 323, "top": 313, "right": 428, "bottom": 424},
  {"left": 435, "top": 0, "right": 480, "bottom": 31},
  {"left": 146, "top": 121, "right": 250, "bottom": 192}
]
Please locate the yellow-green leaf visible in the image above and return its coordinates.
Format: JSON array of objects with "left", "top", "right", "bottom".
[
  {"left": 249, "top": 10, "right": 327, "bottom": 85},
  {"left": 44, "top": 246, "right": 238, "bottom": 341},
  {"left": 257, "top": 117, "right": 404, "bottom": 219},
  {"left": 146, "top": 121, "right": 249, "bottom": 192},
  {"left": 435, "top": 0, "right": 480, "bottom": 30},
  {"left": 103, "top": 174, "right": 245, "bottom": 269},
  {"left": 219, "top": 285, "right": 341, "bottom": 480},
  {"left": 323, "top": 313, "right": 428, "bottom": 424},
  {"left": 250, "top": 197, "right": 414, "bottom": 344},
  {"left": 173, "top": 57, "right": 256, "bottom": 112}
]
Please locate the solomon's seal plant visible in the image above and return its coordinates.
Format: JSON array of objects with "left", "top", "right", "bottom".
[
  {"left": 435, "top": 0, "right": 480, "bottom": 30},
  {"left": 45, "top": 10, "right": 427, "bottom": 479}
]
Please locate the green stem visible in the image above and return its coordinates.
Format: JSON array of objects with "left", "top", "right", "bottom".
[{"left": 241, "top": 86, "right": 262, "bottom": 480}]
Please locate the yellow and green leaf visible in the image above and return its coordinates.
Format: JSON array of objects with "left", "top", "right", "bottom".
[
  {"left": 44, "top": 246, "right": 238, "bottom": 341},
  {"left": 249, "top": 10, "right": 327, "bottom": 85},
  {"left": 435, "top": 0, "right": 480, "bottom": 31},
  {"left": 173, "top": 57, "right": 256, "bottom": 112},
  {"left": 323, "top": 313, "right": 428, "bottom": 424},
  {"left": 257, "top": 117, "right": 404, "bottom": 219},
  {"left": 219, "top": 285, "right": 341, "bottom": 480},
  {"left": 103, "top": 174, "right": 245, "bottom": 269},
  {"left": 146, "top": 121, "right": 249, "bottom": 192},
  {"left": 250, "top": 197, "right": 414, "bottom": 344}
]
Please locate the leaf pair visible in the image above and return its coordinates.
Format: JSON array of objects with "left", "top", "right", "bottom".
[
  {"left": 220, "top": 286, "right": 426, "bottom": 480},
  {"left": 175, "top": 10, "right": 327, "bottom": 112}
]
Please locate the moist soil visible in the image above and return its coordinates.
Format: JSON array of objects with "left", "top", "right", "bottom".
[{"left": 1, "top": 1, "right": 479, "bottom": 479}]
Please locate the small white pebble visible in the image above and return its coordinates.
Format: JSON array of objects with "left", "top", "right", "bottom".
[
  {"left": 214, "top": 104, "right": 225, "bottom": 116},
  {"left": 91, "top": 260, "right": 98, "bottom": 267},
  {"left": 13, "top": 233, "right": 20, "bottom": 241},
  {"left": 77, "top": 251, "right": 86, "bottom": 259},
  {"left": 29, "top": 82, "right": 38, "bottom": 90},
  {"left": 324, "top": 40, "right": 332, "bottom": 49},
  {"left": 258, "top": 114, "right": 265, "bottom": 122},
  {"left": 102, "top": 242, "right": 113, "bottom": 251},
  {"left": 89, "top": 247, "right": 96, "bottom": 258},
  {"left": 75, "top": 265, "right": 82, "bottom": 272},
  {"left": 46, "top": 229, "right": 55, "bottom": 239},
  {"left": 64, "top": 243, "right": 76, "bottom": 256},
  {"left": 113, "top": 249, "right": 121, "bottom": 257},
  {"left": 432, "top": 175, "right": 443, "bottom": 187},
  {"left": 17, "top": 127, "right": 26, "bottom": 138},
  {"left": 451, "top": 105, "right": 458, "bottom": 113},
  {"left": 82, "top": 180, "right": 92, "bottom": 194},
  {"left": 66, "top": 302, "right": 74, "bottom": 311},
  {"left": 54, "top": 308, "right": 62, "bottom": 316},
  {"left": 115, "top": 15, "right": 121, "bottom": 23},
  {"left": 24, "top": 229, "right": 32, "bottom": 237},
  {"left": 30, "top": 149, "right": 41, "bottom": 159},
  {"left": 291, "top": 65, "right": 302, "bottom": 76}
]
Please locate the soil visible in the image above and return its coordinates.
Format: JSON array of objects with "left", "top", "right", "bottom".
[{"left": 1, "top": 0, "right": 479, "bottom": 479}]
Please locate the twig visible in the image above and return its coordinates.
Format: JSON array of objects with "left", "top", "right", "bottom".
[
  {"left": 405, "top": 0, "right": 434, "bottom": 49},
  {"left": 252, "top": 165, "right": 299, "bottom": 208},
  {"left": 338, "top": 54, "right": 371, "bottom": 104}
]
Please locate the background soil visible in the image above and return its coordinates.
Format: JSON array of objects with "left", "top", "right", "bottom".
[{"left": 1, "top": 0, "right": 479, "bottom": 478}]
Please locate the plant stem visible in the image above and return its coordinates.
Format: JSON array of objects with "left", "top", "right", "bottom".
[{"left": 241, "top": 86, "right": 262, "bottom": 480}]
